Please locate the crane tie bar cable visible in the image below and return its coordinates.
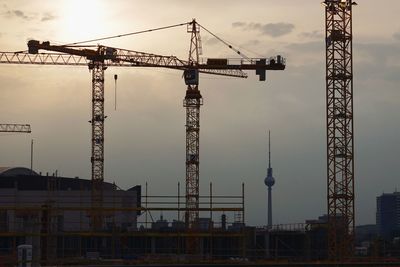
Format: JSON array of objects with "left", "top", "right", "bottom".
[
  {"left": 196, "top": 22, "right": 251, "bottom": 61},
  {"left": 63, "top": 21, "right": 191, "bottom": 46}
]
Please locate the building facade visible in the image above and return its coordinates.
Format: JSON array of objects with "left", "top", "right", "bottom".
[
  {"left": 0, "top": 167, "right": 141, "bottom": 262},
  {"left": 376, "top": 192, "right": 400, "bottom": 240}
]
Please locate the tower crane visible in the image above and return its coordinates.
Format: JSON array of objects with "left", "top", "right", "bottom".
[
  {"left": 183, "top": 19, "right": 285, "bottom": 228},
  {"left": 0, "top": 20, "right": 285, "bottom": 230},
  {"left": 323, "top": 0, "right": 356, "bottom": 260}
]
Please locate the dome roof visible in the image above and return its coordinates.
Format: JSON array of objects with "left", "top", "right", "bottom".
[{"left": 0, "top": 167, "right": 39, "bottom": 177}]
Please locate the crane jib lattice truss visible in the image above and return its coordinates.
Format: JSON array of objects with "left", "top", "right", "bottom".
[{"left": 0, "top": 124, "right": 31, "bottom": 133}]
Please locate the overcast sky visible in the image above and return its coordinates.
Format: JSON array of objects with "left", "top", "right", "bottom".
[{"left": 0, "top": 0, "right": 399, "bottom": 227}]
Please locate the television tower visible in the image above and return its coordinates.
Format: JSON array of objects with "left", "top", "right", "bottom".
[{"left": 264, "top": 130, "right": 275, "bottom": 228}]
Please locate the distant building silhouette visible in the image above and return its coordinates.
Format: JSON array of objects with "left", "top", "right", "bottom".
[{"left": 376, "top": 191, "right": 400, "bottom": 240}]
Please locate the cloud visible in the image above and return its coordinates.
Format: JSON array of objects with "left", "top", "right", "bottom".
[
  {"left": 232, "top": 21, "right": 295, "bottom": 37},
  {"left": 355, "top": 42, "right": 400, "bottom": 83},
  {"left": 394, "top": 31, "right": 400, "bottom": 41},
  {"left": 41, "top": 12, "right": 56, "bottom": 22},
  {"left": 204, "top": 37, "right": 219, "bottom": 46},
  {"left": 245, "top": 22, "right": 262, "bottom": 30},
  {"left": 5, "top": 9, "right": 31, "bottom": 20},
  {"left": 232, "top": 21, "right": 246, "bottom": 28},
  {"left": 282, "top": 40, "right": 324, "bottom": 66},
  {"left": 285, "top": 41, "right": 323, "bottom": 53},
  {"left": 245, "top": 39, "right": 261, "bottom": 46},
  {"left": 299, "top": 30, "right": 324, "bottom": 39},
  {"left": 260, "top": 23, "right": 295, "bottom": 37},
  {"left": 356, "top": 42, "right": 400, "bottom": 62},
  {"left": 3, "top": 9, "right": 56, "bottom": 22}
]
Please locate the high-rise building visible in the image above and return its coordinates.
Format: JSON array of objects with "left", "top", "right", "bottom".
[
  {"left": 264, "top": 131, "right": 275, "bottom": 228},
  {"left": 376, "top": 192, "right": 400, "bottom": 240}
]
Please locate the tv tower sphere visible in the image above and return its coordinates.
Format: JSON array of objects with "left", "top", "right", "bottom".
[{"left": 264, "top": 175, "right": 275, "bottom": 187}]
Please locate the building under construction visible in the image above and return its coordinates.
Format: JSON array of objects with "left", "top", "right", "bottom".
[
  {"left": 3, "top": 0, "right": 392, "bottom": 265},
  {"left": 0, "top": 167, "right": 140, "bottom": 262},
  {"left": 0, "top": 167, "right": 249, "bottom": 265},
  {"left": 0, "top": 166, "right": 330, "bottom": 265}
]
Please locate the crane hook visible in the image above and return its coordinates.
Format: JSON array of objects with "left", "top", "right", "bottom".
[{"left": 114, "top": 74, "right": 118, "bottom": 111}]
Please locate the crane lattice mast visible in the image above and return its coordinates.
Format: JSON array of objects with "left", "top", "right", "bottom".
[
  {"left": 184, "top": 19, "right": 202, "bottom": 229},
  {"left": 89, "top": 61, "right": 106, "bottom": 229},
  {"left": 324, "top": 0, "right": 356, "bottom": 260}
]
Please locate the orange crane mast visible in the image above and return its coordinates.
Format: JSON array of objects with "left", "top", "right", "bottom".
[
  {"left": 0, "top": 20, "right": 285, "bottom": 230},
  {"left": 323, "top": 0, "right": 356, "bottom": 260}
]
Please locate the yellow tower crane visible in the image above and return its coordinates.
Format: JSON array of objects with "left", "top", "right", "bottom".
[{"left": 0, "top": 20, "right": 285, "bottom": 234}]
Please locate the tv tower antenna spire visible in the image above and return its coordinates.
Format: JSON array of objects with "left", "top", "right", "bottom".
[
  {"left": 264, "top": 130, "right": 275, "bottom": 228},
  {"left": 268, "top": 130, "right": 271, "bottom": 169}
]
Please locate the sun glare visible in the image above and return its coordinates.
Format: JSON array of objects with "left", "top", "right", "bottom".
[{"left": 61, "top": 0, "right": 108, "bottom": 43}]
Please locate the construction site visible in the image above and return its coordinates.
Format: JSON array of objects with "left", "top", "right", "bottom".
[{"left": 0, "top": 0, "right": 399, "bottom": 266}]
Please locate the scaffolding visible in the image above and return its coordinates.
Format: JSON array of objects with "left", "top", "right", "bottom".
[{"left": 0, "top": 178, "right": 246, "bottom": 266}]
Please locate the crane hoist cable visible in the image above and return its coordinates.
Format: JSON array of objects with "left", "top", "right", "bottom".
[
  {"left": 11, "top": 22, "right": 189, "bottom": 53},
  {"left": 62, "top": 21, "right": 191, "bottom": 46},
  {"left": 196, "top": 22, "right": 251, "bottom": 61}
]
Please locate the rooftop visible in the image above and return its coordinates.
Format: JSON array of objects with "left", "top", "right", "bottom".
[{"left": 0, "top": 166, "right": 140, "bottom": 192}]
